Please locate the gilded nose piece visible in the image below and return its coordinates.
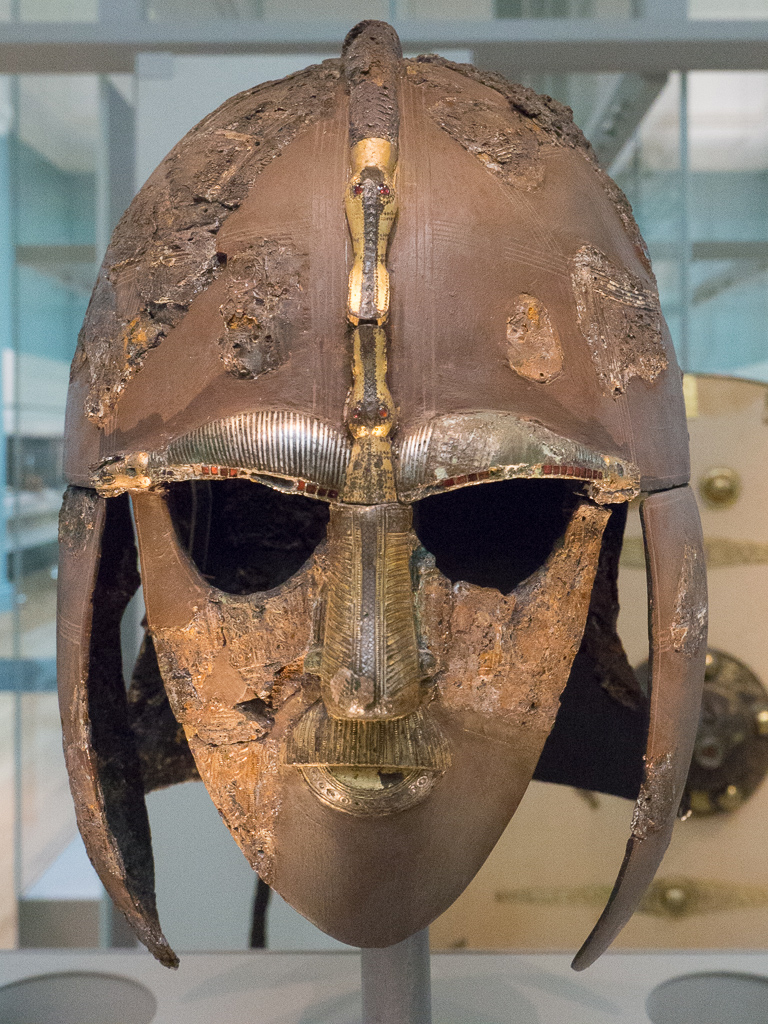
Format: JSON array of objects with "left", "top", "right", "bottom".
[
  {"left": 282, "top": 19, "right": 450, "bottom": 805},
  {"left": 317, "top": 503, "right": 424, "bottom": 721}
]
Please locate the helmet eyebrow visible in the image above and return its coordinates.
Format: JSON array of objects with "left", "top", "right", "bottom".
[
  {"left": 92, "top": 410, "right": 351, "bottom": 500},
  {"left": 397, "top": 411, "right": 639, "bottom": 504}
]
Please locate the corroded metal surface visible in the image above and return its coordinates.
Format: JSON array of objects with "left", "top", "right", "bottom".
[
  {"left": 571, "top": 246, "right": 668, "bottom": 397},
  {"left": 396, "top": 412, "right": 638, "bottom": 505},
  {"left": 420, "top": 500, "right": 609, "bottom": 727},
  {"left": 670, "top": 543, "right": 708, "bottom": 657},
  {"left": 409, "top": 60, "right": 544, "bottom": 193},
  {"left": 75, "top": 61, "right": 342, "bottom": 427},
  {"left": 573, "top": 485, "right": 707, "bottom": 970},
  {"left": 216, "top": 239, "right": 307, "bottom": 379},
  {"left": 57, "top": 488, "right": 177, "bottom": 967}
]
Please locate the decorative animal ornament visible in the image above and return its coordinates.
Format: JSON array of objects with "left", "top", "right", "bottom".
[{"left": 58, "top": 21, "right": 706, "bottom": 970}]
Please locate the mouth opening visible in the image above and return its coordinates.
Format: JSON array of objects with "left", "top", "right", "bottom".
[{"left": 284, "top": 702, "right": 451, "bottom": 815}]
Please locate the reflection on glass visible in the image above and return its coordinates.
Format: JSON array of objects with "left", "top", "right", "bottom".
[
  {"left": 615, "top": 74, "right": 684, "bottom": 364},
  {"left": 613, "top": 72, "right": 768, "bottom": 381},
  {"left": 143, "top": 0, "right": 636, "bottom": 18},
  {"left": 520, "top": 72, "right": 624, "bottom": 140},
  {"left": 685, "top": 73, "right": 768, "bottom": 379}
]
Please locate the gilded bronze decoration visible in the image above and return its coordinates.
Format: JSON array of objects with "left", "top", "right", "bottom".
[
  {"left": 633, "top": 648, "right": 768, "bottom": 817},
  {"left": 57, "top": 20, "right": 706, "bottom": 970},
  {"left": 496, "top": 876, "right": 768, "bottom": 920},
  {"left": 686, "top": 649, "right": 768, "bottom": 816}
]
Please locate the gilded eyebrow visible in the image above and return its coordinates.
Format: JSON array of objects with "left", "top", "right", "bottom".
[
  {"left": 164, "top": 411, "right": 351, "bottom": 492},
  {"left": 93, "top": 411, "right": 352, "bottom": 498},
  {"left": 396, "top": 411, "right": 639, "bottom": 504}
]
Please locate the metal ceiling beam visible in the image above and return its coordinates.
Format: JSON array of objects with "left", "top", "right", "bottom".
[
  {"left": 583, "top": 72, "right": 667, "bottom": 170},
  {"left": 0, "top": 19, "right": 766, "bottom": 75}
]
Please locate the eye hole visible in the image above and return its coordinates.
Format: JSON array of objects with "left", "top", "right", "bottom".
[
  {"left": 412, "top": 479, "right": 579, "bottom": 595},
  {"left": 166, "top": 479, "right": 329, "bottom": 595}
]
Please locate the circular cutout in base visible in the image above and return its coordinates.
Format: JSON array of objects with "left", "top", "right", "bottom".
[
  {"left": 0, "top": 971, "right": 156, "bottom": 1024},
  {"left": 647, "top": 971, "right": 768, "bottom": 1024}
]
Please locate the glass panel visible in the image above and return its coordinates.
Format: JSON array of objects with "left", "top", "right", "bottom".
[
  {"left": 520, "top": 72, "right": 624, "bottom": 139},
  {"left": 691, "top": 0, "right": 768, "bottom": 19},
  {"left": 143, "top": 0, "right": 635, "bottom": 19},
  {"left": 407, "top": 0, "right": 494, "bottom": 16},
  {"left": 686, "top": 72, "right": 768, "bottom": 378},
  {"left": 0, "top": 0, "right": 98, "bottom": 22},
  {"left": 147, "top": 0, "right": 387, "bottom": 19},
  {"left": 147, "top": 0, "right": 260, "bottom": 18},
  {"left": 0, "top": 693, "right": 15, "bottom": 945},
  {"left": 0, "top": 73, "right": 99, "bottom": 944},
  {"left": 495, "top": 0, "right": 633, "bottom": 17},
  {"left": 614, "top": 74, "right": 685, "bottom": 363}
]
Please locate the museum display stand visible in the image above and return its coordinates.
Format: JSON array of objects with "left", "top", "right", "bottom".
[
  {"left": 0, "top": 948, "right": 767, "bottom": 1022},
  {"left": 361, "top": 929, "right": 431, "bottom": 1024}
]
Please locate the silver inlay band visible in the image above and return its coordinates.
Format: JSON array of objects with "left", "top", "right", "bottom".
[
  {"left": 164, "top": 411, "right": 352, "bottom": 491},
  {"left": 396, "top": 410, "right": 638, "bottom": 503}
]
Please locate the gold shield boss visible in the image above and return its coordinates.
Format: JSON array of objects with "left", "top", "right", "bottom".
[{"left": 58, "top": 21, "right": 706, "bottom": 969}]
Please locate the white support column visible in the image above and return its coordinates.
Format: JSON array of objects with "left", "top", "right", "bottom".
[{"left": 0, "top": 81, "right": 18, "bottom": 615}]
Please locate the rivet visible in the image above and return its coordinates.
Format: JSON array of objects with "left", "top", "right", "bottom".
[
  {"left": 661, "top": 885, "right": 688, "bottom": 914},
  {"left": 717, "top": 784, "right": 743, "bottom": 812},
  {"left": 699, "top": 466, "right": 741, "bottom": 509},
  {"left": 688, "top": 790, "right": 714, "bottom": 815}
]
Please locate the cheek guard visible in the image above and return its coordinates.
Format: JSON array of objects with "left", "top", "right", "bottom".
[{"left": 58, "top": 19, "right": 706, "bottom": 968}]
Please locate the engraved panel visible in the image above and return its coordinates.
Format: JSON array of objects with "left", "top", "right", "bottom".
[
  {"left": 407, "top": 61, "right": 544, "bottom": 191},
  {"left": 217, "top": 239, "right": 308, "bottom": 379},
  {"left": 77, "top": 61, "right": 341, "bottom": 425},
  {"left": 571, "top": 245, "right": 668, "bottom": 397}
]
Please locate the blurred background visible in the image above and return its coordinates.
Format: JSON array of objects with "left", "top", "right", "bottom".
[{"left": 0, "top": 0, "right": 766, "bottom": 957}]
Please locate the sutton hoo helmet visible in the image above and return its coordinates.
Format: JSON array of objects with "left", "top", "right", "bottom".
[{"left": 58, "top": 21, "right": 707, "bottom": 970}]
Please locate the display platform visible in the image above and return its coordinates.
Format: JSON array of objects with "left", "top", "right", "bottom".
[{"left": 0, "top": 948, "right": 767, "bottom": 1023}]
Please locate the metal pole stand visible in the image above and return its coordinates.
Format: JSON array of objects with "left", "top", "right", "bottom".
[{"left": 361, "top": 928, "right": 432, "bottom": 1024}]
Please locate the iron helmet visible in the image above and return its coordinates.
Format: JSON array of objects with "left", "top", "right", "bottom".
[{"left": 58, "top": 21, "right": 706, "bottom": 969}]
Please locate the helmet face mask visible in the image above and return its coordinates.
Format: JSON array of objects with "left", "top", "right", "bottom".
[
  {"left": 129, "top": 473, "right": 610, "bottom": 946},
  {"left": 57, "top": 21, "right": 706, "bottom": 969}
]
